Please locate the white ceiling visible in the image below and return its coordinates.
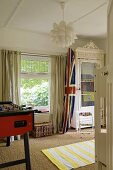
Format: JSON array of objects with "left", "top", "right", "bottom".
[{"left": 0, "top": 0, "right": 108, "bottom": 38}]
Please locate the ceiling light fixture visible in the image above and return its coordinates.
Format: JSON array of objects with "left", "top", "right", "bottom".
[{"left": 50, "top": 0, "right": 77, "bottom": 48}]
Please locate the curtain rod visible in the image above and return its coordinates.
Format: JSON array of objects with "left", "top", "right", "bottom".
[
  {"left": 22, "top": 52, "right": 48, "bottom": 57},
  {"left": 0, "top": 48, "right": 66, "bottom": 57},
  {"left": 21, "top": 51, "right": 66, "bottom": 57}
]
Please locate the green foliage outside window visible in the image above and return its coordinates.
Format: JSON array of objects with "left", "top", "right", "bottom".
[
  {"left": 21, "top": 59, "right": 48, "bottom": 73},
  {"left": 21, "top": 58, "right": 49, "bottom": 108}
]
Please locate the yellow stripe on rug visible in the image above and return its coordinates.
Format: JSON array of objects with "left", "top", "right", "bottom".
[{"left": 42, "top": 140, "right": 95, "bottom": 170}]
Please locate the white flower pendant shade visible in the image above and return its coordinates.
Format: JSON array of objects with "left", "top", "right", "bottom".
[{"left": 50, "top": 1, "right": 77, "bottom": 48}]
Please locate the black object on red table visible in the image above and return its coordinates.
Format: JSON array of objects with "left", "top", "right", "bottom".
[{"left": 0, "top": 101, "right": 34, "bottom": 170}]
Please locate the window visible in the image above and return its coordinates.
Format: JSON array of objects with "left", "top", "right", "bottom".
[{"left": 20, "top": 54, "right": 51, "bottom": 112}]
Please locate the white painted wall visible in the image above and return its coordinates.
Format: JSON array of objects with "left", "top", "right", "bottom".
[
  {"left": 0, "top": 28, "right": 106, "bottom": 55},
  {"left": 0, "top": 28, "right": 66, "bottom": 55},
  {"left": 108, "top": 2, "right": 113, "bottom": 65}
]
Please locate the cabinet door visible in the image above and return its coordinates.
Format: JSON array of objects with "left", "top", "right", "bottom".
[{"left": 81, "top": 62, "right": 95, "bottom": 107}]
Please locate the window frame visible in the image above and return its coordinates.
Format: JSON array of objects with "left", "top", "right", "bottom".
[{"left": 20, "top": 54, "right": 51, "bottom": 111}]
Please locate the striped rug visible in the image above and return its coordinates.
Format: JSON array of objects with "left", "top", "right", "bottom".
[{"left": 42, "top": 140, "right": 95, "bottom": 170}]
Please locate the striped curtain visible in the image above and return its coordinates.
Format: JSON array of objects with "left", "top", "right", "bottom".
[{"left": 62, "top": 48, "right": 77, "bottom": 133}]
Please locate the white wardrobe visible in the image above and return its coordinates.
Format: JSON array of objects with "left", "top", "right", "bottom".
[{"left": 71, "top": 41, "right": 104, "bottom": 130}]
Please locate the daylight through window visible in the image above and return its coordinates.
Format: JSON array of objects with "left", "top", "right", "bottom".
[{"left": 20, "top": 54, "right": 51, "bottom": 112}]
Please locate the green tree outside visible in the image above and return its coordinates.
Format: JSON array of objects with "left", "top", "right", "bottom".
[{"left": 21, "top": 59, "right": 49, "bottom": 108}]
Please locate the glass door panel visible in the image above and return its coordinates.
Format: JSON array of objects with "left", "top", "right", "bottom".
[{"left": 81, "top": 62, "right": 95, "bottom": 107}]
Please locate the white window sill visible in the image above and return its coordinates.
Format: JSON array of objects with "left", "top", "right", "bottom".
[{"left": 34, "top": 113, "right": 51, "bottom": 124}]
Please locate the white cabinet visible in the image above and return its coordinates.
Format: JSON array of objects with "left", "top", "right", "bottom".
[
  {"left": 79, "top": 112, "right": 93, "bottom": 130},
  {"left": 74, "top": 41, "right": 104, "bottom": 130}
]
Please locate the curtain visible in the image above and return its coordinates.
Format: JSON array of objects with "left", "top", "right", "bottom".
[
  {"left": 50, "top": 55, "right": 66, "bottom": 134},
  {"left": 62, "top": 48, "right": 77, "bottom": 133},
  {"left": 0, "top": 49, "right": 21, "bottom": 105}
]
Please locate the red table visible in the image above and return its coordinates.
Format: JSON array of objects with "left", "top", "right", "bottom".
[{"left": 0, "top": 102, "right": 34, "bottom": 170}]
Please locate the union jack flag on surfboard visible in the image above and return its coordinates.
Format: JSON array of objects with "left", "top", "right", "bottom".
[{"left": 63, "top": 48, "right": 77, "bottom": 133}]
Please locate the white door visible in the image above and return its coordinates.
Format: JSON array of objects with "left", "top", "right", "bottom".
[
  {"left": 95, "top": 67, "right": 107, "bottom": 170},
  {"left": 105, "top": 0, "right": 113, "bottom": 169}
]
